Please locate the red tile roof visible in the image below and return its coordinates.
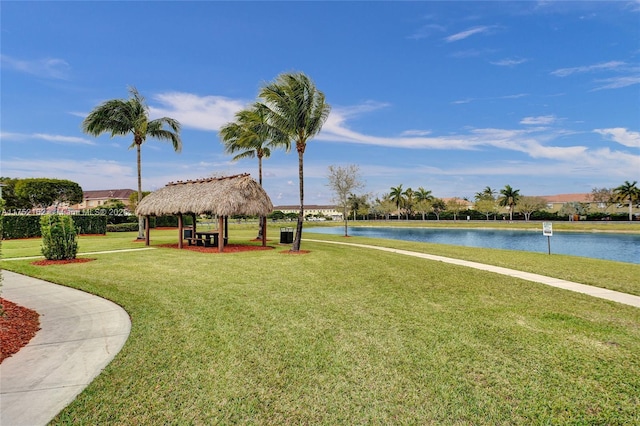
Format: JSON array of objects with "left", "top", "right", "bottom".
[
  {"left": 83, "top": 189, "right": 135, "bottom": 200},
  {"left": 540, "top": 193, "right": 591, "bottom": 203}
]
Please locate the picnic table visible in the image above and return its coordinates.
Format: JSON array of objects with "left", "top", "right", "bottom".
[{"left": 186, "top": 230, "right": 219, "bottom": 247}]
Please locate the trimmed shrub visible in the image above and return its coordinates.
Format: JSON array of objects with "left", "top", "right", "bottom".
[
  {"left": 107, "top": 223, "right": 139, "bottom": 232},
  {"left": 40, "top": 215, "right": 78, "bottom": 260}
]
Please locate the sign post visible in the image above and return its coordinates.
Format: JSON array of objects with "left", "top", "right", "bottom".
[{"left": 542, "top": 222, "right": 553, "bottom": 255}]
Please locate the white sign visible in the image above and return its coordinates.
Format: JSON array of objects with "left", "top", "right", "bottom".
[{"left": 542, "top": 222, "right": 553, "bottom": 237}]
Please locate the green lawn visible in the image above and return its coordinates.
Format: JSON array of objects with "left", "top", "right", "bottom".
[{"left": 1, "top": 226, "right": 639, "bottom": 424}]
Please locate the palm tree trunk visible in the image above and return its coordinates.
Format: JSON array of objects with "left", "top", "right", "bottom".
[
  {"left": 257, "top": 156, "right": 264, "bottom": 239},
  {"left": 136, "top": 143, "right": 145, "bottom": 239},
  {"left": 291, "top": 149, "right": 304, "bottom": 251}
]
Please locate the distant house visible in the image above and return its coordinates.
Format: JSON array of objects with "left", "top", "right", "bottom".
[
  {"left": 539, "top": 193, "right": 639, "bottom": 216},
  {"left": 540, "top": 193, "right": 592, "bottom": 213},
  {"left": 442, "top": 197, "right": 474, "bottom": 209},
  {"left": 72, "top": 189, "right": 136, "bottom": 210},
  {"left": 274, "top": 205, "right": 343, "bottom": 221}
]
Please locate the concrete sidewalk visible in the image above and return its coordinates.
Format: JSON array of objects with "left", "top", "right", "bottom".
[
  {"left": 0, "top": 270, "right": 131, "bottom": 426},
  {"left": 307, "top": 239, "right": 640, "bottom": 308}
]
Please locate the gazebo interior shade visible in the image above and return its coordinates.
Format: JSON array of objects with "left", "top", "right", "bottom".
[{"left": 135, "top": 173, "right": 273, "bottom": 217}]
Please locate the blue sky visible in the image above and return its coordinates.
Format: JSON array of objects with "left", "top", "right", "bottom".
[{"left": 2, "top": 1, "right": 639, "bottom": 206}]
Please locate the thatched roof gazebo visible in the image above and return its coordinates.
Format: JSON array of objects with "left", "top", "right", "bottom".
[{"left": 136, "top": 173, "right": 273, "bottom": 252}]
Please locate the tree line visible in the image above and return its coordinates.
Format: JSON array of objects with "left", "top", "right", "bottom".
[
  {"left": 0, "top": 177, "right": 83, "bottom": 212},
  {"left": 326, "top": 177, "right": 640, "bottom": 223}
]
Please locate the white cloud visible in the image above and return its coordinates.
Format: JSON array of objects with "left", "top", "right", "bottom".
[
  {"left": 1, "top": 132, "right": 95, "bottom": 145},
  {"left": 401, "top": 129, "right": 432, "bottom": 137},
  {"left": 319, "top": 104, "right": 586, "bottom": 160},
  {"left": 520, "top": 115, "right": 556, "bottom": 125},
  {"left": 0, "top": 55, "right": 71, "bottom": 80},
  {"left": 330, "top": 101, "right": 391, "bottom": 119},
  {"left": 1, "top": 158, "right": 134, "bottom": 189},
  {"left": 452, "top": 93, "right": 528, "bottom": 104},
  {"left": 33, "top": 133, "right": 95, "bottom": 145},
  {"left": 592, "top": 75, "right": 640, "bottom": 90},
  {"left": 451, "top": 98, "right": 473, "bottom": 105},
  {"left": 550, "top": 60, "right": 626, "bottom": 77},
  {"left": 149, "top": 92, "right": 248, "bottom": 131},
  {"left": 491, "top": 58, "right": 528, "bottom": 67},
  {"left": 0, "top": 156, "right": 248, "bottom": 191},
  {"left": 319, "top": 111, "right": 470, "bottom": 149},
  {"left": 502, "top": 93, "right": 529, "bottom": 100},
  {"left": 550, "top": 61, "right": 639, "bottom": 91},
  {"left": 408, "top": 23, "right": 446, "bottom": 40},
  {"left": 594, "top": 128, "right": 640, "bottom": 148},
  {"left": 445, "top": 26, "right": 493, "bottom": 42},
  {"left": 450, "top": 49, "right": 494, "bottom": 58}
]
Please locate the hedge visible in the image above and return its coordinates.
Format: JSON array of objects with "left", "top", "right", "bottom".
[
  {"left": 70, "top": 215, "right": 108, "bottom": 235},
  {"left": 2, "top": 215, "right": 107, "bottom": 239},
  {"left": 155, "top": 215, "right": 194, "bottom": 227},
  {"left": 107, "top": 223, "right": 139, "bottom": 232},
  {"left": 106, "top": 216, "right": 193, "bottom": 232}
]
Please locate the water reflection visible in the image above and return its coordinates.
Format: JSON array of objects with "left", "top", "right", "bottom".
[{"left": 305, "top": 226, "right": 640, "bottom": 264}]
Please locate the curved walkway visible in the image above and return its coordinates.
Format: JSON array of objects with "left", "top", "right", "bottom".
[
  {"left": 0, "top": 270, "right": 131, "bottom": 426},
  {"left": 307, "top": 239, "right": 640, "bottom": 308}
]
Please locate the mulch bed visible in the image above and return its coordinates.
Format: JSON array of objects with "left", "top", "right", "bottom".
[
  {"left": 0, "top": 298, "right": 41, "bottom": 363},
  {"left": 158, "top": 243, "right": 275, "bottom": 253},
  {"left": 31, "top": 258, "right": 96, "bottom": 266},
  {"left": 158, "top": 243, "right": 310, "bottom": 254}
]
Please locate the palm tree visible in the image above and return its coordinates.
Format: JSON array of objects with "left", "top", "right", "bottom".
[
  {"left": 475, "top": 186, "right": 496, "bottom": 201},
  {"left": 403, "top": 187, "right": 415, "bottom": 220},
  {"left": 259, "top": 72, "right": 331, "bottom": 251},
  {"left": 415, "top": 187, "right": 434, "bottom": 220},
  {"left": 82, "top": 87, "right": 182, "bottom": 239},
  {"left": 220, "top": 103, "right": 274, "bottom": 185},
  {"left": 614, "top": 180, "right": 640, "bottom": 221},
  {"left": 219, "top": 102, "right": 277, "bottom": 238},
  {"left": 498, "top": 184, "right": 520, "bottom": 221},
  {"left": 389, "top": 184, "right": 405, "bottom": 218}
]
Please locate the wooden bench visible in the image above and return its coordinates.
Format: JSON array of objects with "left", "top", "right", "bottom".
[
  {"left": 186, "top": 237, "right": 204, "bottom": 247},
  {"left": 186, "top": 231, "right": 219, "bottom": 247}
]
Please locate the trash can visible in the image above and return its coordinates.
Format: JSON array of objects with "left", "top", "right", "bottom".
[
  {"left": 280, "top": 227, "right": 294, "bottom": 244},
  {"left": 183, "top": 228, "right": 193, "bottom": 239}
]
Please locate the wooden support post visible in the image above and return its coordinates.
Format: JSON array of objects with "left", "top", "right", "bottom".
[
  {"left": 261, "top": 216, "right": 267, "bottom": 247},
  {"left": 145, "top": 216, "right": 150, "bottom": 246},
  {"left": 178, "top": 213, "right": 183, "bottom": 249},
  {"left": 218, "top": 215, "right": 225, "bottom": 252}
]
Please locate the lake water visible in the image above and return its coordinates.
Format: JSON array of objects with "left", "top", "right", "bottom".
[{"left": 305, "top": 226, "right": 640, "bottom": 264}]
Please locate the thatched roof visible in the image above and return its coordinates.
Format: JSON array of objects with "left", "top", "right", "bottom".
[{"left": 136, "top": 174, "right": 273, "bottom": 217}]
